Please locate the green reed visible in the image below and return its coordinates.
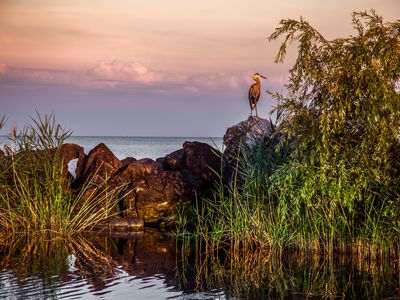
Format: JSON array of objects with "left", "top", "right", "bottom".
[
  {"left": 176, "top": 10, "right": 400, "bottom": 257},
  {"left": 0, "top": 113, "right": 123, "bottom": 236},
  {"left": 176, "top": 134, "right": 400, "bottom": 257}
]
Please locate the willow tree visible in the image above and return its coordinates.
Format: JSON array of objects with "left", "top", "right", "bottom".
[{"left": 267, "top": 10, "right": 400, "bottom": 242}]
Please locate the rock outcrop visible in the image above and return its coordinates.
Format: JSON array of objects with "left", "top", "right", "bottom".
[
  {"left": 71, "top": 141, "right": 221, "bottom": 225},
  {"left": 113, "top": 142, "right": 220, "bottom": 223},
  {"left": 59, "top": 143, "right": 85, "bottom": 178},
  {"left": 62, "top": 117, "right": 275, "bottom": 229},
  {"left": 75, "top": 143, "right": 122, "bottom": 187},
  {"left": 223, "top": 116, "right": 274, "bottom": 184}
]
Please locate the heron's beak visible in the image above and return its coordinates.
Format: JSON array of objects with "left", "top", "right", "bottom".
[{"left": 260, "top": 74, "right": 266, "bottom": 79}]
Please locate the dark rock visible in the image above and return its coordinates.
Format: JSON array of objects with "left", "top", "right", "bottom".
[
  {"left": 0, "top": 149, "right": 4, "bottom": 159},
  {"left": 159, "top": 149, "right": 185, "bottom": 170},
  {"left": 121, "top": 157, "right": 137, "bottom": 167},
  {"left": 223, "top": 116, "right": 274, "bottom": 184},
  {"left": 59, "top": 143, "right": 85, "bottom": 165},
  {"left": 182, "top": 141, "right": 221, "bottom": 183},
  {"left": 72, "top": 141, "right": 222, "bottom": 225},
  {"left": 112, "top": 158, "right": 161, "bottom": 185},
  {"left": 117, "top": 168, "right": 202, "bottom": 223},
  {"left": 135, "top": 170, "right": 203, "bottom": 223},
  {"left": 59, "top": 143, "right": 85, "bottom": 178},
  {"left": 75, "top": 143, "right": 122, "bottom": 187},
  {"left": 111, "top": 145, "right": 214, "bottom": 223}
]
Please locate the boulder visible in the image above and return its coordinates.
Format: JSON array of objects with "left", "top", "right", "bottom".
[
  {"left": 75, "top": 143, "right": 122, "bottom": 187},
  {"left": 158, "top": 149, "right": 185, "bottom": 170},
  {"left": 159, "top": 141, "right": 221, "bottom": 183},
  {"left": 112, "top": 158, "right": 161, "bottom": 185},
  {"left": 182, "top": 141, "right": 220, "bottom": 183},
  {"left": 110, "top": 142, "right": 220, "bottom": 223},
  {"left": 59, "top": 143, "right": 85, "bottom": 165},
  {"left": 134, "top": 170, "right": 203, "bottom": 223},
  {"left": 59, "top": 143, "right": 84, "bottom": 178},
  {"left": 121, "top": 157, "right": 137, "bottom": 167},
  {"left": 223, "top": 116, "right": 274, "bottom": 184},
  {"left": 113, "top": 159, "right": 203, "bottom": 223},
  {"left": 71, "top": 140, "right": 222, "bottom": 225}
]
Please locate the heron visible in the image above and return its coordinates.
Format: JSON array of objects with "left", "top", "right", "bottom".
[{"left": 248, "top": 73, "right": 266, "bottom": 117}]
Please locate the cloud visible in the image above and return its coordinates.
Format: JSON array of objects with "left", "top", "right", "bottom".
[
  {"left": 0, "top": 60, "right": 247, "bottom": 93},
  {"left": 88, "top": 60, "right": 188, "bottom": 86}
]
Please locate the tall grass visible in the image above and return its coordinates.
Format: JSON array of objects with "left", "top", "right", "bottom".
[
  {"left": 178, "top": 133, "right": 400, "bottom": 256},
  {"left": 0, "top": 113, "right": 123, "bottom": 236},
  {"left": 178, "top": 11, "right": 400, "bottom": 257}
]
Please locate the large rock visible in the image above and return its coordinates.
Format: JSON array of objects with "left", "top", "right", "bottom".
[
  {"left": 223, "top": 116, "right": 274, "bottom": 184},
  {"left": 75, "top": 143, "right": 122, "bottom": 187},
  {"left": 182, "top": 141, "right": 220, "bottom": 183},
  {"left": 159, "top": 141, "right": 221, "bottom": 184},
  {"left": 59, "top": 143, "right": 85, "bottom": 164},
  {"left": 110, "top": 142, "right": 220, "bottom": 223},
  {"left": 112, "top": 158, "right": 161, "bottom": 184},
  {"left": 70, "top": 140, "right": 222, "bottom": 225},
  {"left": 112, "top": 158, "right": 203, "bottom": 223},
  {"left": 58, "top": 143, "right": 84, "bottom": 178}
]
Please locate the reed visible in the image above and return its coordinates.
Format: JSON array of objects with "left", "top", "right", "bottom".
[
  {"left": 176, "top": 10, "right": 400, "bottom": 257},
  {"left": 0, "top": 113, "right": 123, "bottom": 236}
]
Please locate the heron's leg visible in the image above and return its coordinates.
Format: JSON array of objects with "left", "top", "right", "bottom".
[{"left": 255, "top": 105, "right": 258, "bottom": 117}]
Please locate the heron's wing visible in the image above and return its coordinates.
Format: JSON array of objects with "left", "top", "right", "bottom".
[{"left": 248, "top": 84, "right": 260, "bottom": 108}]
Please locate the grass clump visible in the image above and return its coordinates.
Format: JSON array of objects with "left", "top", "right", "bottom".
[
  {"left": 0, "top": 113, "right": 122, "bottom": 236},
  {"left": 180, "top": 10, "right": 400, "bottom": 255}
]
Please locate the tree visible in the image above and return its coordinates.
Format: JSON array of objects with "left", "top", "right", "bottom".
[
  {"left": 269, "top": 10, "right": 400, "bottom": 190},
  {"left": 267, "top": 10, "right": 400, "bottom": 241}
]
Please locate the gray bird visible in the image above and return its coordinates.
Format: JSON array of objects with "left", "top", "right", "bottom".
[{"left": 248, "top": 73, "right": 266, "bottom": 116}]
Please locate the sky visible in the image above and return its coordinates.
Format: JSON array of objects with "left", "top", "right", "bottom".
[{"left": 0, "top": 0, "right": 399, "bottom": 137}]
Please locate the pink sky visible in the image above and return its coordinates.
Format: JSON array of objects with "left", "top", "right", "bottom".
[{"left": 0, "top": 0, "right": 399, "bottom": 136}]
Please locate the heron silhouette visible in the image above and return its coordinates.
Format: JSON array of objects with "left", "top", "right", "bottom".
[{"left": 248, "top": 73, "right": 266, "bottom": 117}]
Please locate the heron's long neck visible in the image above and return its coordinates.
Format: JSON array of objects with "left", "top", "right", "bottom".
[{"left": 254, "top": 78, "right": 261, "bottom": 87}]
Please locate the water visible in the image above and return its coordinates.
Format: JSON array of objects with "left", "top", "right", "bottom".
[
  {"left": 0, "top": 135, "right": 224, "bottom": 176},
  {"left": 1, "top": 231, "right": 400, "bottom": 299},
  {"left": 1, "top": 136, "right": 400, "bottom": 299},
  {"left": 65, "top": 136, "right": 224, "bottom": 161},
  {"left": 0, "top": 135, "right": 223, "bottom": 159}
]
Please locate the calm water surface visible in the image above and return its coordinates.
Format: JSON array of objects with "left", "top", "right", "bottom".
[
  {"left": 1, "top": 231, "right": 400, "bottom": 299},
  {"left": 65, "top": 136, "right": 224, "bottom": 160},
  {"left": 1, "top": 136, "right": 400, "bottom": 299}
]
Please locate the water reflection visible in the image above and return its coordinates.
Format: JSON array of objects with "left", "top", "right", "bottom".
[{"left": 0, "top": 231, "right": 400, "bottom": 299}]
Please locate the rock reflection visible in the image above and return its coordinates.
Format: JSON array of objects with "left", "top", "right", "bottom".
[{"left": 1, "top": 232, "right": 400, "bottom": 299}]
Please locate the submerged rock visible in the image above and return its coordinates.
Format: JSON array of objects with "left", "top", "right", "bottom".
[{"left": 94, "top": 217, "right": 144, "bottom": 231}]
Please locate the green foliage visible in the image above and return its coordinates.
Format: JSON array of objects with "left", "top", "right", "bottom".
[
  {"left": 266, "top": 10, "right": 400, "bottom": 246},
  {"left": 0, "top": 113, "right": 122, "bottom": 235},
  {"left": 183, "top": 10, "right": 400, "bottom": 254},
  {"left": 268, "top": 9, "right": 400, "bottom": 186}
]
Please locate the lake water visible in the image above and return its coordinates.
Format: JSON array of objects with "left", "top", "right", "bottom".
[
  {"left": 1, "top": 231, "right": 400, "bottom": 299},
  {"left": 1, "top": 136, "right": 400, "bottom": 299},
  {"left": 0, "top": 135, "right": 224, "bottom": 176}
]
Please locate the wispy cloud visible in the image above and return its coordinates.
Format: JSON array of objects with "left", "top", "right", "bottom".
[
  {"left": 0, "top": 60, "right": 249, "bottom": 93},
  {"left": 88, "top": 60, "right": 187, "bottom": 86}
]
